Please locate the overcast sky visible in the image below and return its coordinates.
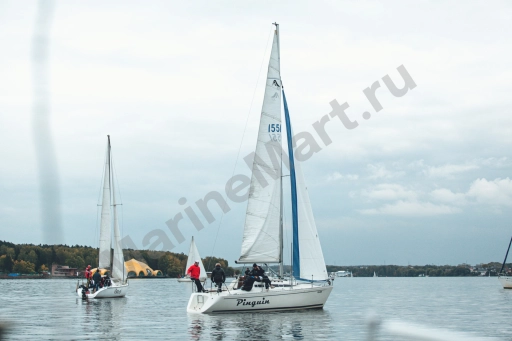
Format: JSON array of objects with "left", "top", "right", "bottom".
[{"left": 1, "top": 0, "right": 512, "bottom": 266}]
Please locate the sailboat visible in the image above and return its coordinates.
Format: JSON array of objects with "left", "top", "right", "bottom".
[
  {"left": 178, "top": 237, "right": 207, "bottom": 283},
  {"left": 76, "top": 136, "right": 129, "bottom": 298},
  {"left": 498, "top": 236, "right": 512, "bottom": 289},
  {"left": 373, "top": 272, "right": 377, "bottom": 277},
  {"left": 187, "top": 23, "right": 333, "bottom": 313}
]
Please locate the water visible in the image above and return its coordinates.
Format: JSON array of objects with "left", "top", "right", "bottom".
[{"left": 0, "top": 277, "right": 510, "bottom": 340}]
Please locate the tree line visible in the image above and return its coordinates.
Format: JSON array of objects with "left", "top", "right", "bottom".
[
  {"left": 326, "top": 262, "right": 508, "bottom": 277},
  {"left": 0, "top": 240, "right": 235, "bottom": 277}
]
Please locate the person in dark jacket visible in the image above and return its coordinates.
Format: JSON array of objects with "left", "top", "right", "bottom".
[
  {"left": 210, "top": 263, "right": 226, "bottom": 293},
  {"left": 250, "top": 263, "right": 271, "bottom": 290},
  {"left": 92, "top": 269, "right": 102, "bottom": 293}
]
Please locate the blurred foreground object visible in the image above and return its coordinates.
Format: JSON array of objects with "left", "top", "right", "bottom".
[
  {"left": 31, "top": 0, "right": 63, "bottom": 244},
  {"left": 367, "top": 315, "right": 501, "bottom": 341}
]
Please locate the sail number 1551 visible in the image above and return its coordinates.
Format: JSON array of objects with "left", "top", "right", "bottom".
[{"left": 268, "top": 124, "right": 281, "bottom": 132}]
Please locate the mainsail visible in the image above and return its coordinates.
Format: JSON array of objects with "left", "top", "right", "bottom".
[
  {"left": 98, "top": 139, "right": 112, "bottom": 269},
  {"left": 186, "top": 237, "right": 207, "bottom": 281},
  {"left": 239, "top": 26, "right": 283, "bottom": 263},
  {"left": 98, "top": 136, "right": 127, "bottom": 282}
]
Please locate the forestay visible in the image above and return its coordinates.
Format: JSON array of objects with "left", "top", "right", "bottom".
[{"left": 111, "top": 182, "right": 126, "bottom": 282}]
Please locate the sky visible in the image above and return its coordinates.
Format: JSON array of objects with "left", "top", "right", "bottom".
[{"left": 1, "top": 0, "right": 512, "bottom": 266}]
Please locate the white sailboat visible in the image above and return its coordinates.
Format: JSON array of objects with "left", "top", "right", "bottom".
[
  {"left": 373, "top": 272, "right": 377, "bottom": 277},
  {"left": 177, "top": 236, "right": 207, "bottom": 283},
  {"left": 187, "top": 23, "right": 333, "bottom": 313},
  {"left": 76, "top": 136, "right": 128, "bottom": 298},
  {"left": 498, "top": 236, "right": 512, "bottom": 289}
]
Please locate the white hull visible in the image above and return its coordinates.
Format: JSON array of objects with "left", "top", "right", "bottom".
[
  {"left": 77, "top": 282, "right": 128, "bottom": 299},
  {"left": 187, "top": 282, "right": 333, "bottom": 313},
  {"left": 498, "top": 275, "right": 512, "bottom": 289}
]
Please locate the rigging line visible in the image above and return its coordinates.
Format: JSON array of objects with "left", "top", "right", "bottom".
[
  {"left": 207, "top": 24, "right": 274, "bottom": 271},
  {"left": 111, "top": 154, "right": 124, "bottom": 238}
]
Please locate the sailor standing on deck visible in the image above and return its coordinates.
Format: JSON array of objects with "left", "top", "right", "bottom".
[
  {"left": 187, "top": 260, "right": 205, "bottom": 293},
  {"left": 92, "top": 269, "right": 102, "bottom": 293},
  {"left": 84, "top": 265, "right": 92, "bottom": 287},
  {"left": 210, "top": 263, "right": 226, "bottom": 293}
]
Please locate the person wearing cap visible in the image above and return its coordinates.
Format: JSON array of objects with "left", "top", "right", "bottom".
[
  {"left": 84, "top": 265, "right": 92, "bottom": 287},
  {"left": 250, "top": 263, "right": 271, "bottom": 291},
  {"left": 187, "top": 260, "right": 205, "bottom": 293},
  {"left": 210, "top": 263, "right": 226, "bottom": 293}
]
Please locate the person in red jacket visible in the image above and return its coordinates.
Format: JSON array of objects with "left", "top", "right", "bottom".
[
  {"left": 187, "top": 260, "right": 205, "bottom": 293},
  {"left": 84, "top": 265, "right": 92, "bottom": 287}
]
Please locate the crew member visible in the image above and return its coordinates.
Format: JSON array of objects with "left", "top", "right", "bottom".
[
  {"left": 251, "top": 263, "right": 272, "bottom": 291},
  {"left": 92, "top": 268, "right": 102, "bottom": 293},
  {"left": 84, "top": 265, "right": 92, "bottom": 287},
  {"left": 211, "top": 263, "right": 226, "bottom": 293},
  {"left": 187, "top": 260, "right": 205, "bottom": 293}
]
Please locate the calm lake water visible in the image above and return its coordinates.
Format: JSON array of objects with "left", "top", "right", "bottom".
[{"left": 0, "top": 277, "right": 509, "bottom": 340}]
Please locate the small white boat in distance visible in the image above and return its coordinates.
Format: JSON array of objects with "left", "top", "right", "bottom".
[
  {"left": 336, "top": 270, "right": 352, "bottom": 277},
  {"left": 498, "top": 236, "right": 512, "bottom": 289},
  {"left": 177, "top": 236, "right": 207, "bottom": 283},
  {"left": 76, "top": 136, "right": 128, "bottom": 299},
  {"left": 373, "top": 272, "right": 378, "bottom": 277}
]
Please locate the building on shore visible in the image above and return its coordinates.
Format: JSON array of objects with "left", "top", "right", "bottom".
[{"left": 51, "top": 264, "right": 78, "bottom": 277}]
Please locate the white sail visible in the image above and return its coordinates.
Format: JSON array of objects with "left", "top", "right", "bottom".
[
  {"left": 186, "top": 237, "right": 207, "bottom": 281},
  {"left": 111, "top": 179, "right": 126, "bottom": 282},
  {"left": 294, "top": 156, "right": 328, "bottom": 281},
  {"left": 98, "top": 143, "right": 112, "bottom": 269},
  {"left": 239, "top": 27, "right": 283, "bottom": 263}
]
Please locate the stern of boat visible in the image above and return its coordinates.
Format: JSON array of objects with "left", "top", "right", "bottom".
[
  {"left": 187, "top": 292, "right": 219, "bottom": 313},
  {"left": 498, "top": 275, "right": 512, "bottom": 289}
]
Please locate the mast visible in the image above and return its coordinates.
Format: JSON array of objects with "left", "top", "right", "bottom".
[
  {"left": 275, "top": 22, "right": 284, "bottom": 278},
  {"left": 500, "top": 236, "right": 512, "bottom": 274}
]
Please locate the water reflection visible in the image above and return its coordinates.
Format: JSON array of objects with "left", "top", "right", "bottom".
[
  {"left": 186, "top": 308, "right": 332, "bottom": 341},
  {"left": 188, "top": 317, "right": 204, "bottom": 341},
  {"left": 75, "top": 297, "right": 127, "bottom": 340},
  {"left": 210, "top": 319, "right": 225, "bottom": 341}
]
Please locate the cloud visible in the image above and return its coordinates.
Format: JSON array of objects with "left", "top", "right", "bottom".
[
  {"left": 425, "top": 163, "right": 479, "bottom": 178},
  {"left": 362, "top": 183, "right": 417, "bottom": 201},
  {"left": 430, "top": 188, "right": 467, "bottom": 206},
  {"left": 326, "top": 172, "right": 359, "bottom": 181},
  {"left": 466, "top": 178, "right": 512, "bottom": 207},
  {"left": 367, "top": 164, "right": 405, "bottom": 180},
  {"left": 423, "top": 158, "right": 510, "bottom": 178},
  {"left": 359, "top": 200, "right": 461, "bottom": 216}
]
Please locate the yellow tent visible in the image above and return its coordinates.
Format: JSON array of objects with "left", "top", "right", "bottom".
[{"left": 124, "top": 259, "right": 162, "bottom": 278}]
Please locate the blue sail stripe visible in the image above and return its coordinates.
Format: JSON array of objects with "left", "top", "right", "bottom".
[{"left": 282, "top": 90, "right": 300, "bottom": 279}]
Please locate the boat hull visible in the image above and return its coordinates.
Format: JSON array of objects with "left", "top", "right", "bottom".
[
  {"left": 76, "top": 283, "right": 128, "bottom": 299},
  {"left": 187, "top": 284, "right": 333, "bottom": 313},
  {"left": 498, "top": 275, "right": 512, "bottom": 289}
]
